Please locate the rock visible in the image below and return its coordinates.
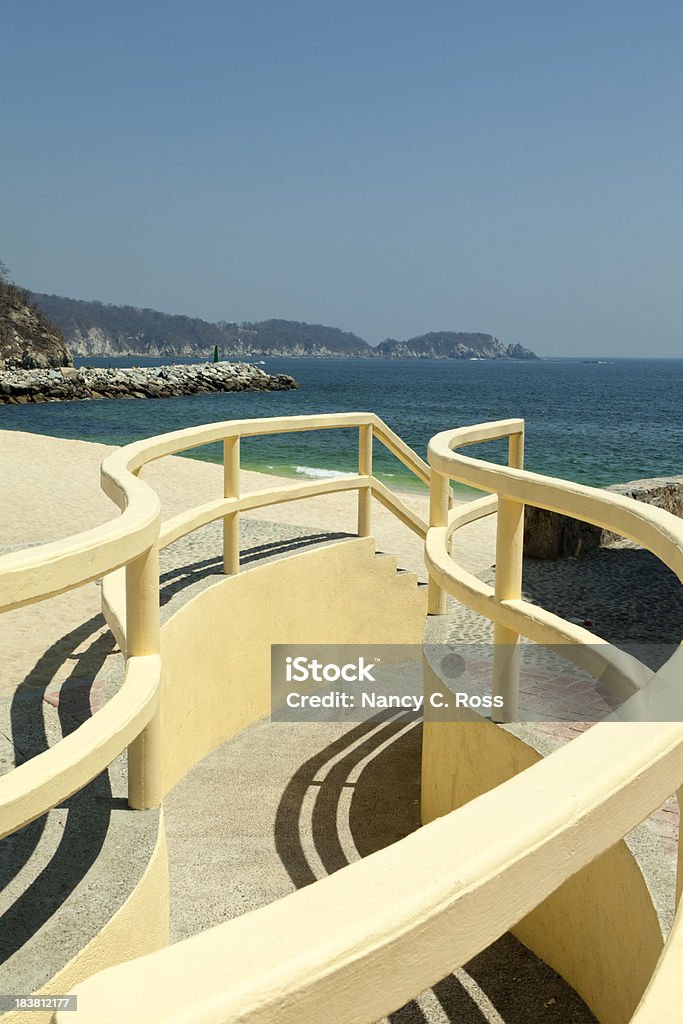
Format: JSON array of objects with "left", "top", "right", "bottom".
[
  {"left": 506, "top": 342, "right": 538, "bottom": 360},
  {"left": 1, "top": 280, "right": 72, "bottom": 369},
  {"left": 524, "top": 476, "right": 683, "bottom": 558},
  {"left": 523, "top": 507, "right": 603, "bottom": 559},
  {"left": 376, "top": 333, "right": 540, "bottom": 360},
  {"left": 0, "top": 361, "right": 299, "bottom": 405}
]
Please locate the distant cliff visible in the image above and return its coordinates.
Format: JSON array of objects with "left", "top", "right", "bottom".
[
  {"left": 30, "top": 295, "right": 370, "bottom": 358},
  {"left": 1, "top": 278, "right": 72, "bottom": 369},
  {"left": 29, "top": 292, "right": 539, "bottom": 361},
  {"left": 377, "top": 332, "right": 538, "bottom": 360}
]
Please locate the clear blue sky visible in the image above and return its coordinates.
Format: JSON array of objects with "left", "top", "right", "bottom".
[{"left": 2, "top": 1, "right": 682, "bottom": 356}]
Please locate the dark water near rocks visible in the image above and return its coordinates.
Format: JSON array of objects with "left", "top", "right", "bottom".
[{"left": 1, "top": 356, "right": 681, "bottom": 494}]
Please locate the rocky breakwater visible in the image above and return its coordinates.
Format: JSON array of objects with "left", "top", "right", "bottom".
[{"left": 0, "top": 361, "right": 298, "bottom": 404}]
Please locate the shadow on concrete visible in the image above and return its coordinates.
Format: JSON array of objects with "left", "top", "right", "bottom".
[
  {"left": 0, "top": 527, "right": 354, "bottom": 966},
  {"left": 158, "top": 530, "right": 353, "bottom": 606},
  {"left": 2, "top": 524, "right": 601, "bottom": 1015},
  {"left": 274, "top": 716, "right": 597, "bottom": 1023},
  {"left": 275, "top": 712, "right": 418, "bottom": 888},
  {"left": 0, "top": 615, "right": 115, "bottom": 965}
]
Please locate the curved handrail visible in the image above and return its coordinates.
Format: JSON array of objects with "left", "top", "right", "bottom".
[
  {"left": 429, "top": 419, "right": 683, "bottom": 581},
  {"left": 61, "top": 717, "right": 683, "bottom": 1024},
  {"left": 426, "top": 419, "right": 683, "bottom": 704},
  {"left": 159, "top": 476, "right": 366, "bottom": 549},
  {"left": 1, "top": 413, "right": 430, "bottom": 839},
  {"left": 0, "top": 462, "right": 160, "bottom": 612},
  {"left": 0, "top": 654, "right": 160, "bottom": 840},
  {"left": 427, "top": 505, "right": 654, "bottom": 699},
  {"left": 158, "top": 476, "right": 427, "bottom": 553},
  {"left": 4, "top": 414, "right": 681, "bottom": 1024},
  {"left": 0, "top": 413, "right": 429, "bottom": 614}
]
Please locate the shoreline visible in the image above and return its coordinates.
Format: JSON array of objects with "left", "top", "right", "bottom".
[
  {"left": 0, "top": 430, "right": 494, "bottom": 585},
  {"left": 0, "top": 422, "right": 479, "bottom": 499},
  {"left": 2, "top": 359, "right": 681, "bottom": 494}
]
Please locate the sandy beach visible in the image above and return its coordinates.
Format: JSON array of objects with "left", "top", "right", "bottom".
[{"left": 0, "top": 429, "right": 497, "bottom": 573}]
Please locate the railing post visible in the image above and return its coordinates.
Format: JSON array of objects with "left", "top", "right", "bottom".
[
  {"left": 358, "top": 424, "right": 372, "bottom": 538},
  {"left": 223, "top": 436, "right": 240, "bottom": 574},
  {"left": 677, "top": 787, "right": 683, "bottom": 906},
  {"left": 126, "top": 544, "right": 162, "bottom": 810},
  {"left": 491, "top": 429, "right": 525, "bottom": 723},
  {"left": 428, "top": 470, "right": 450, "bottom": 615}
]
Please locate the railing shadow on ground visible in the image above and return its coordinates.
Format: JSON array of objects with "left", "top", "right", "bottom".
[
  {"left": 0, "top": 615, "right": 115, "bottom": 966},
  {"left": 0, "top": 528, "right": 357, "bottom": 968},
  {"left": 158, "top": 530, "right": 354, "bottom": 607},
  {"left": 274, "top": 714, "right": 598, "bottom": 1024},
  {"left": 2, "top": 415, "right": 679, "bottom": 1023}
]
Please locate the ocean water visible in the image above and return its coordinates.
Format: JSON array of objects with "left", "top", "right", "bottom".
[{"left": 1, "top": 357, "right": 681, "bottom": 495}]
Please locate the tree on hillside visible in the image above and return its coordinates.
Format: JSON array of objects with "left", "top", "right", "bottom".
[{"left": 0, "top": 260, "right": 10, "bottom": 283}]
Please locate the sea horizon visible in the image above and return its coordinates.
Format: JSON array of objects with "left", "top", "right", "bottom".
[{"left": 2, "top": 355, "right": 681, "bottom": 496}]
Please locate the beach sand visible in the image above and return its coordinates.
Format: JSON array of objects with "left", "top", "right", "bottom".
[{"left": 0, "top": 429, "right": 496, "bottom": 573}]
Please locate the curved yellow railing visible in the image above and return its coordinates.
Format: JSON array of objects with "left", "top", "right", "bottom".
[
  {"left": 61, "top": 418, "right": 683, "bottom": 1024},
  {"left": 1, "top": 414, "right": 682, "bottom": 1023},
  {"left": 420, "top": 418, "right": 683, "bottom": 1024},
  {"left": 0, "top": 413, "right": 430, "bottom": 832},
  {"left": 63, "top": 727, "right": 683, "bottom": 1024},
  {"left": 0, "top": 655, "right": 160, "bottom": 841},
  {"left": 425, "top": 419, "right": 683, "bottom": 718}
]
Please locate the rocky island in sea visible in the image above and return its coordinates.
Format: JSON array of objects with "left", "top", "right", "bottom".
[{"left": 375, "top": 332, "right": 536, "bottom": 360}]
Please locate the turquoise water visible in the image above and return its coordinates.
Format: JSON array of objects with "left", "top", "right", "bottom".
[{"left": 1, "top": 357, "right": 681, "bottom": 494}]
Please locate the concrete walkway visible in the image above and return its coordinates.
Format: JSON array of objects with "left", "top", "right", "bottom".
[
  {"left": 4, "top": 511, "right": 680, "bottom": 1019},
  {"left": 165, "top": 702, "right": 598, "bottom": 1024},
  {"left": 159, "top": 523, "right": 596, "bottom": 1023}
]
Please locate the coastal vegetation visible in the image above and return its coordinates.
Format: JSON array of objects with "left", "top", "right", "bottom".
[
  {"left": 29, "top": 291, "right": 539, "bottom": 361},
  {"left": 377, "top": 332, "right": 537, "bottom": 360},
  {"left": 0, "top": 264, "right": 72, "bottom": 369},
  {"left": 30, "top": 294, "right": 370, "bottom": 358}
]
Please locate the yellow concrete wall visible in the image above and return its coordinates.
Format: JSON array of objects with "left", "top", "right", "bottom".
[
  {"left": 159, "top": 537, "right": 426, "bottom": 796},
  {"left": 422, "top": 665, "right": 664, "bottom": 1024},
  {"left": 0, "top": 814, "right": 168, "bottom": 1024}
]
